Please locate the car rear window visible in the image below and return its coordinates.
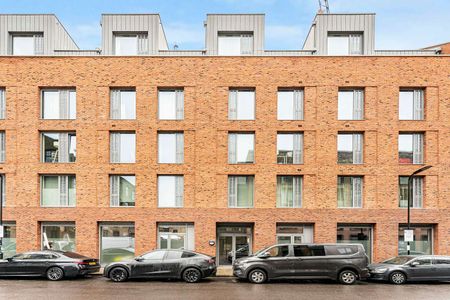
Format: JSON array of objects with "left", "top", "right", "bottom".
[
  {"left": 181, "top": 252, "right": 197, "bottom": 258},
  {"left": 325, "top": 245, "right": 359, "bottom": 256},
  {"left": 62, "top": 252, "right": 87, "bottom": 259}
]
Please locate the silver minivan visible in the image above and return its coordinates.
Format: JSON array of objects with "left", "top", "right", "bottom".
[{"left": 233, "top": 243, "right": 369, "bottom": 284}]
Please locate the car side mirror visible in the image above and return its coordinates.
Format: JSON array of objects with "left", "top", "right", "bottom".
[
  {"left": 410, "top": 261, "right": 419, "bottom": 267},
  {"left": 135, "top": 257, "right": 144, "bottom": 262},
  {"left": 258, "top": 252, "right": 271, "bottom": 258}
]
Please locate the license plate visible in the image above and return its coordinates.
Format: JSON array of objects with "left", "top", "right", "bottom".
[{"left": 89, "top": 262, "right": 97, "bottom": 265}]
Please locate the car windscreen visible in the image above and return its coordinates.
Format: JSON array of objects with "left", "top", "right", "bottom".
[
  {"left": 382, "top": 256, "right": 412, "bottom": 265},
  {"left": 62, "top": 251, "right": 87, "bottom": 259}
]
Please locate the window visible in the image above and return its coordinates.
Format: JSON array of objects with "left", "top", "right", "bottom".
[
  {"left": 218, "top": 33, "right": 253, "bottom": 55},
  {"left": 41, "top": 175, "right": 76, "bottom": 207},
  {"left": 141, "top": 250, "right": 165, "bottom": 260},
  {"left": 158, "top": 133, "right": 184, "bottom": 164},
  {"left": 327, "top": 33, "right": 362, "bottom": 55},
  {"left": 100, "top": 224, "right": 135, "bottom": 266},
  {"left": 398, "top": 226, "right": 432, "bottom": 255},
  {"left": 0, "top": 131, "right": 5, "bottom": 163},
  {"left": 399, "top": 133, "right": 424, "bottom": 164},
  {"left": 228, "top": 133, "right": 254, "bottom": 164},
  {"left": 158, "top": 223, "right": 195, "bottom": 250},
  {"left": 1, "top": 223, "right": 16, "bottom": 258},
  {"left": 41, "top": 132, "right": 76, "bottom": 163},
  {"left": 337, "top": 133, "right": 363, "bottom": 164},
  {"left": 277, "top": 133, "right": 303, "bottom": 164},
  {"left": 42, "top": 223, "right": 76, "bottom": 252},
  {"left": 399, "top": 176, "right": 423, "bottom": 208},
  {"left": 158, "top": 90, "right": 184, "bottom": 120},
  {"left": 110, "top": 175, "right": 136, "bottom": 207},
  {"left": 277, "top": 176, "right": 302, "bottom": 208},
  {"left": 110, "top": 89, "right": 136, "bottom": 119},
  {"left": 325, "top": 245, "right": 359, "bottom": 255},
  {"left": 413, "top": 258, "right": 432, "bottom": 266},
  {"left": 337, "top": 176, "right": 363, "bottom": 208},
  {"left": 276, "top": 224, "right": 313, "bottom": 244},
  {"left": 399, "top": 89, "right": 424, "bottom": 120},
  {"left": 114, "top": 33, "right": 148, "bottom": 55},
  {"left": 110, "top": 132, "right": 136, "bottom": 163},
  {"left": 337, "top": 225, "right": 373, "bottom": 262},
  {"left": 12, "top": 33, "right": 43, "bottom": 55},
  {"left": 0, "top": 88, "right": 5, "bottom": 119},
  {"left": 41, "top": 89, "right": 76, "bottom": 119},
  {"left": 277, "top": 89, "right": 304, "bottom": 120},
  {"left": 165, "top": 251, "right": 183, "bottom": 260},
  {"left": 228, "top": 176, "right": 254, "bottom": 208},
  {"left": 158, "top": 175, "right": 184, "bottom": 207},
  {"left": 265, "top": 245, "right": 290, "bottom": 257},
  {"left": 294, "top": 245, "right": 325, "bottom": 257},
  {"left": 228, "top": 89, "right": 255, "bottom": 120},
  {"left": 338, "top": 89, "right": 364, "bottom": 120},
  {"left": 435, "top": 259, "right": 450, "bottom": 265},
  {"left": 0, "top": 175, "right": 5, "bottom": 207}
]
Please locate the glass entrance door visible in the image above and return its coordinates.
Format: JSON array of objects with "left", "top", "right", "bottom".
[{"left": 218, "top": 234, "right": 251, "bottom": 265}]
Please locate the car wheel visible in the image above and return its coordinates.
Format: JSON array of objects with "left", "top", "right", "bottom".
[
  {"left": 46, "top": 267, "right": 64, "bottom": 281},
  {"left": 248, "top": 269, "right": 267, "bottom": 284},
  {"left": 109, "top": 267, "right": 129, "bottom": 282},
  {"left": 389, "top": 271, "right": 406, "bottom": 285},
  {"left": 183, "top": 268, "right": 202, "bottom": 283},
  {"left": 338, "top": 270, "right": 357, "bottom": 285}
]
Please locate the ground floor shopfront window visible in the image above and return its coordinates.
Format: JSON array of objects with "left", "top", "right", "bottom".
[
  {"left": 337, "top": 224, "right": 373, "bottom": 262},
  {"left": 41, "top": 223, "right": 76, "bottom": 252},
  {"left": 398, "top": 225, "right": 433, "bottom": 255},
  {"left": 157, "top": 223, "right": 194, "bottom": 251},
  {"left": 1, "top": 223, "right": 16, "bottom": 258},
  {"left": 276, "top": 224, "right": 313, "bottom": 244},
  {"left": 100, "top": 223, "right": 135, "bottom": 266}
]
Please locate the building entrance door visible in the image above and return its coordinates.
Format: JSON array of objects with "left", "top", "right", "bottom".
[{"left": 217, "top": 225, "right": 252, "bottom": 266}]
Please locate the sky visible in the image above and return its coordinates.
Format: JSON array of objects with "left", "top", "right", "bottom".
[{"left": 1, "top": 0, "right": 448, "bottom": 50}]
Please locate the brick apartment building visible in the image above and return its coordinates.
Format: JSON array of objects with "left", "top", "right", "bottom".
[{"left": 0, "top": 12, "right": 449, "bottom": 267}]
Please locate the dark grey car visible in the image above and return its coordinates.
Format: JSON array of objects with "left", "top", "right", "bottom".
[
  {"left": 233, "top": 243, "right": 369, "bottom": 284},
  {"left": 104, "top": 249, "right": 216, "bottom": 283},
  {"left": 369, "top": 255, "right": 450, "bottom": 284}
]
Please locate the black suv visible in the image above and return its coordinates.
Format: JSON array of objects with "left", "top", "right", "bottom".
[{"left": 233, "top": 243, "right": 369, "bottom": 284}]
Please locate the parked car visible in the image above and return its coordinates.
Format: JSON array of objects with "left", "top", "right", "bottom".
[
  {"left": 104, "top": 249, "right": 216, "bottom": 283},
  {"left": 0, "top": 250, "right": 100, "bottom": 281},
  {"left": 233, "top": 243, "right": 369, "bottom": 284},
  {"left": 368, "top": 255, "right": 450, "bottom": 284}
]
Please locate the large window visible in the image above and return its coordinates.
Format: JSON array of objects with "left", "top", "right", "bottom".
[
  {"left": 399, "top": 176, "right": 423, "bottom": 208},
  {"left": 158, "top": 175, "right": 184, "bottom": 207},
  {"left": 277, "top": 133, "right": 303, "bottom": 164},
  {"left": 276, "top": 224, "right": 313, "bottom": 244},
  {"left": 218, "top": 33, "right": 253, "bottom": 55},
  {"left": 276, "top": 176, "right": 302, "bottom": 208},
  {"left": 0, "top": 175, "right": 5, "bottom": 207},
  {"left": 42, "top": 223, "right": 76, "bottom": 252},
  {"left": 228, "top": 176, "right": 254, "bottom": 208},
  {"left": 327, "top": 33, "right": 363, "bottom": 55},
  {"left": 399, "top": 89, "right": 424, "bottom": 120},
  {"left": 12, "top": 33, "right": 43, "bottom": 55},
  {"left": 277, "top": 89, "right": 304, "bottom": 120},
  {"left": 158, "top": 132, "right": 184, "bottom": 164},
  {"left": 228, "top": 133, "right": 254, "bottom": 164},
  {"left": 398, "top": 226, "right": 433, "bottom": 255},
  {"left": 158, "top": 90, "right": 184, "bottom": 120},
  {"left": 0, "top": 131, "right": 5, "bottom": 163},
  {"left": 228, "top": 89, "right": 255, "bottom": 120},
  {"left": 1, "top": 223, "right": 16, "bottom": 258},
  {"left": 337, "top": 176, "right": 363, "bottom": 208},
  {"left": 41, "top": 132, "right": 76, "bottom": 163},
  {"left": 110, "top": 132, "right": 136, "bottom": 163},
  {"left": 41, "top": 175, "right": 76, "bottom": 207},
  {"left": 114, "top": 33, "right": 148, "bottom": 55},
  {"left": 399, "top": 133, "right": 424, "bottom": 164},
  {"left": 338, "top": 89, "right": 364, "bottom": 120},
  {"left": 337, "top": 133, "right": 363, "bottom": 164},
  {"left": 110, "top": 175, "right": 136, "bottom": 207},
  {"left": 100, "top": 223, "right": 135, "bottom": 266},
  {"left": 337, "top": 225, "right": 373, "bottom": 262},
  {"left": 110, "top": 89, "right": 136, "bottom": 119},
  {"left": 158, "top": 223, "right": 195, "bottom": 250},
  {"left": 41, "top": 89, "right": 76, "bottom": 119},
  {"left": 0, "top": 88, "right": 5, "bottom": 119}
]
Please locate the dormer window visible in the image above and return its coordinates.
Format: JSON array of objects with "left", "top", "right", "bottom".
[
  {"left": 327, "top": 33, "right": 362, "bottom": 55},
  {"left": 11, "top": 33, "right": 43, "bottom": 55},
  {"left": 114, "top": 33, "right": 148, "bottom": 55},
  {"left": 218, "top": 32, "right": 253, "bottom": 55}
]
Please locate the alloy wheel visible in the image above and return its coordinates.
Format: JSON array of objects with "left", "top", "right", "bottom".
[
  {"left": 110, "top": 267, "right": 128, "bottom": 282},
  {"left": 249, "top": 269, "right": 266, "bottom": 284},
  {"left": 47, "top": 267, "right": 64, "bottom": 281},
  {"left": 390, "top": 272, "right": 406, "bottom": 284},
  {"left": 339, "top": 270, "right": 357, "bottom": 285},
  {"left": 183, "top": 268, "right": 201, "bottom": 283}
]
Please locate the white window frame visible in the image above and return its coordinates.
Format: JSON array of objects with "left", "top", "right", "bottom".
[
  {"left": 41, "top": 132, "right": 76, "bottom": 163},
  {"left": 277, "top": 133, "right": 303, "bottom": 164},
  {"left": 158, "top": 89, "right": 184, "bottom": 120},
  {"left": 110, "top": 89, "right": 136, "bottom": 120},
  {"left": 114, "top": 33, "right": 148, "bottom": 55},
  {"left": 399, "top": 89, "right": 425, "bottom": 120},
  {"left": 228, "top": 132, "right": 255, "bottom": 164},
  {"left": 327, "top": 33, "right": 363, "bottom": 55},
  {"left": 337, "top": 133, "right": 363, "bottom": 164},
  {"left": 399, "top": 176, "right": 424, "bottom": 208},
  {"left": 228, "top": 89, "right": 255, "bottom": 120},
  {"left": 276, "top": 176, "right": 303, "bottom": 208},
  {"left": 228, "top": 175, "right": 254, "bottom": 208},
  {"left": 158, "top": 132, "right": 184, "bottom": 164},
  {"left": 41, "top": 222, "right": 76, "bottom": 251},
  {"left": 110, "top": 132, "right": 136, "bottom": 163},
  {"left": 157, "top": 175, "right": 184, "bottom": 208},
  {"left": 110, "top": 175, "right": 136, "bottom": 207},
  {"left": 40, "top": 175, "right": 76, "bottom": 207},
  {"left": 41, "top": 89, "right": 76, "bottom": 120},
  {"left": 157, "top": 223, "right": 195, "bottom": 251},
  {"left": 277, "top": 89, "right": 304, "bottom": 120},
  {"left": 218, "top": 32, "right": 254, "bottom": 55},
  {"left": 337, "top": 176, "right": 363, "bottom": 208},
  {"left": 338, "top": 89, "right": 364, "bottom": 120}
]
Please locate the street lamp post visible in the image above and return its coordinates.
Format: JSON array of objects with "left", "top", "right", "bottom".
[{"left": 406, "top": 165, "right": 432, "bottom": 255}]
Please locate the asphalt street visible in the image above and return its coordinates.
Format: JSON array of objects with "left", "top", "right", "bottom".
[{"left": 1, "top": 276, "right": 450, "bottom": 300}]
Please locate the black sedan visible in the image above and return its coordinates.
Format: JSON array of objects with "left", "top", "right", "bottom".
[
  {"left": 104, "top": 249, "right": 216, "bottom": 283},
  {"left": 0, "top": 250, "right": 100, "bottom": 281},
  {"left": 369, "top": 255, "right": 450, "bottom": 284}
]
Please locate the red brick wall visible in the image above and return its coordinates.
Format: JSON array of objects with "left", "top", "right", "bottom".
[{"left": 0, "top": 56, "right": 449, "bottom": 263}]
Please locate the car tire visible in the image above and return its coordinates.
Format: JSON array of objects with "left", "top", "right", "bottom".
[
  {"left": 109, "top": 267, "right": 129, "bottom": 282},
  {"left": 389, "top": 271, "right": 407, "bottom": 285},
  {"left": 46, "top": 267, "right": 64, "bottom": 281},
  {"left": 338, "top": 270, "right": 357, "bottom": 285},
  {"left": 248, "top": 269, "right": 267, "bottom": 284},
  {"left": 182, "top": 268, "right": 202, "bottom": 283}
]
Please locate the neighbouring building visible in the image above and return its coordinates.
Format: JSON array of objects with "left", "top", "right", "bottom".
[{"left": 0, "top": 12, "right": 449, "bottom": 268}]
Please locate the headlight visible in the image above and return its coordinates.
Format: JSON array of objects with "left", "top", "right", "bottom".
[{"left": 372, "top": 267, "right": 388, "bottom": 273}]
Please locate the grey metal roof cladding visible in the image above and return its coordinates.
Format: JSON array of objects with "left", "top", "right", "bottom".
[{"left": 0, "top": 13, "right": 445, "bottom": 56}]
